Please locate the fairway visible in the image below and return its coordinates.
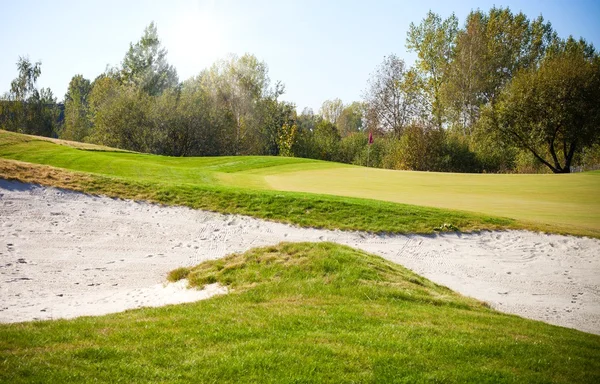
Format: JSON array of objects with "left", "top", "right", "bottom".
[
  {"left": 1, "top": 130, "right": 599, "bottom": 236},
  {"left": 263, "top": 167, "right": 600, "bottom": 236}
]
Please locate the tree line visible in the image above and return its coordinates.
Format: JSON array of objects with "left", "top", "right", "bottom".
[{"left": 1, "top": 8, "right": 599, "bottom": 173}]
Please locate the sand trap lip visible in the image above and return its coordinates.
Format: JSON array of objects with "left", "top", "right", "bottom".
[{"left": 1, "top": 179, "right": 599, "bottom": 334}]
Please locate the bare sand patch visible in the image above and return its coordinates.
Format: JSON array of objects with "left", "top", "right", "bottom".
[{"left": 1, "top": 180, "right": 598, "bottom": 334}]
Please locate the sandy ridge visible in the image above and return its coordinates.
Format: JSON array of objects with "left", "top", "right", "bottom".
[{"left": 1, "top": 179, "right": 599, "bottom": 334}]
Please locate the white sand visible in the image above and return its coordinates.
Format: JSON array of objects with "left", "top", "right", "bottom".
[{"left": 1, "top": 180, "right": 599, "bottom": 334}]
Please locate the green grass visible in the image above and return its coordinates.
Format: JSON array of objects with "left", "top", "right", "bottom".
[
  {"left": 2, "top": 243, "right": 599, "bottom": 383},
  {"left": 0, "top": 130, "right": 518, "bottom": 235},
  {"left": 2, "top": 132, "right": 599, "bottom": 382},
  {"left": 263, "top": 165, "right": 600, "bottom": 236},
  {"left": 1, "top": 129, "right": 598, "bottom": 236}
]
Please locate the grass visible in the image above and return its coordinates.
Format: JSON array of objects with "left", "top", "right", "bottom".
[
  {"left": 263, "top": 165, "right": 600, "bottom": 236},
  {"left": 1, "top": 129, "right": 598, "bottom": 237},
  {"left": 0, "top": 130, "right": 517, "bottom": 235},
  {"left": 1, "top": 243, "right": 599, "bottom": 383},
  {"left": 1, "top": 131, "right": 599, "bottom": 382}
]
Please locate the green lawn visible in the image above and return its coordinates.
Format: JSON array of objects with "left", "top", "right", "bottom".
[
  {"left": 0, "top": 130, "right": 517, "bottom": 235},
  {"left": 264, "top": 167, "right": 600, "bottom": 236},
  {"left": 1, "top": 130, "right": 598, "bottom": 236},
  {"left": 2, "top": 243, "right": 599, "bottom": 383}
]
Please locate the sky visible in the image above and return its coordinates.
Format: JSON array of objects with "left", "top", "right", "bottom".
[{"left": 1, "top": 0, "right": 599, "bottom": 112}]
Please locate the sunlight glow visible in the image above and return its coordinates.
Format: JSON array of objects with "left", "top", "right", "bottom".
[{"left": 162, "top": 1, "right": 232, "bottom": 79}]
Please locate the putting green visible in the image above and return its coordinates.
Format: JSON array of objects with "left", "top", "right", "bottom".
[{"left": 263, "top": 166, "right": 600, "bottom": 235}]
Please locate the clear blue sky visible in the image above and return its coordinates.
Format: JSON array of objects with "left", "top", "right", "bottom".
[{"left": 1, "top": 0, "right": 599, "bottom": 112}]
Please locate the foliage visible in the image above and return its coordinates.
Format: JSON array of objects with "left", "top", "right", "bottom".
[
  {"left": 363, "top": 54, "right": 422, "bottom": 136},
  {"left": 89, "top": 82, "right": 156, "bottom": 152},
  {"left": 336, "top": 101, "right": 364, "bottom": 137},
  {"left": 442, "top": 8, "right": 556, "bottom": 135},
  {"left": 201, "top": 53, "right": 279, "bottom": 155},
  {"left": 580, "top": 144, "right": 600, "bottom": 171},
  {"left": 312, "top": 120, "right": 341, "bottom": 161},
  {"left": 277, "top": 122, "right": 297, "bottom": 157},
  {"left": 8, "top": 56, "right": 42, "bottom": 101},
  {"left": 0, "top": 57, "right": 61, "bottom": 137},
  {"left": 397, "top": 123, "right": 446, "bottom": 171},
  {"left": 119, "top": 22, "right": 178, "bottom": 96},
  {"left": 336, "top": 131, "right": 368, "bottom": 164},
  {"left": 319, "top": 98, "right": 344, "bottom": 125},
  {"left": 61, "top": 75, "right": 92, "bottom": 142},
  {"left": 493, "top": 38, "right": 600, "bottom": 173},
  {"left": 407, "top": 11, "right": 458, "bottom": 128}
]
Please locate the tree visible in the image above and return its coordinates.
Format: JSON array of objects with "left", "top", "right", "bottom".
[
  {"left": 337, "top": 102, "right": 364, "bottom": 137},
  {"left": 202, "top": 53, "right": 276, "bottom": 154},
  {"left": 88, "top": 75, "right": 156, "bottom": 152},
  {"left": 313, "top": 120, "right": 341, "bottom": 161},
  {"left": 493, "top": 38, "right": 600, "bottom": 173},
  {"left": 441, "top": 11, "right": 487, "bottom": 134},
  {"left": 277, "top": 122, "right": 298, "bottom": 157},
  {"left": 9, "top": 57, "right": 42, "bottom": 101},
  {"left": 406, "top": 11, "right": 458, "bottom": 128},
  {"left": 62, "top": 75, "right": 92, "bottom": 141},
  {"left": 443, "top": 8, "right": 556, "bottom": 134},
  {"left": 396, "top": 123, "right": 446, "bottom": 171},
  {"left": 292, "top": 108, "right": 320, "bottom": 158},
  {"left": 363, "top": 54, "right": 421, "bottom": 136},
  {"left": 0, "top": 57, "right": 59, "bottom": 137},
  {"left": 257, "top": 96, "right": 295, "bottom": 156},
  {"left": 120, "top": 22, "right": 178, "bottom": 96},
  {"left": 319, "top": 98, "right": 344, "bottom": 125}
]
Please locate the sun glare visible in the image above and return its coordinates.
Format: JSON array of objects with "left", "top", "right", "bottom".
[{"left": 162, "top": 2, "right": 230, "bottom": 79}]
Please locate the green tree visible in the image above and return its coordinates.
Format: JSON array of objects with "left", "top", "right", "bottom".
[
  {"left": 202, "top": 54, "right": 275, "bottom": 154},
  {"left": 292, "top": 108, "right": 320, "bottom": 158},
  {"left": 120, "top": 22, "right": 178, "bottom": 96},
  {"left": 9, "top": 57, "right": 42, "bottom": 101},
  {"left": 88, "top": 75, "right": 156, "bottom": 152},
  {"left": 493, "top": 38, "right": 600, "bottom": 173},
  {"left": 313, "top": 120, "right": 341, "bottom": 161},
  {"left": 406, "top": 11, "right": 458, "bottom": 128},
  {"left": 0, "top": 57, "right": 58, "bottom": 137},
  {"left": 397, "top": 123, "right": 445, "bottom": 171},
  {"left": 443, "top": 8, "right": 556, "bottom": 134},
  {"left": 258, "top": 95, "right": 295, "bottom": 156},
  {"left": 337, "top": 102, "right": 364, "bottom": 137},
  {"left": 62, "top": 75, "right": 92, "bottom": 142}
]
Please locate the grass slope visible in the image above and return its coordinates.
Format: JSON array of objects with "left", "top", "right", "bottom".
[
  {"left": 2, "top": 243, "right": 599, "bottom": 383},
  {"left": 0, "top": 130, "right": 515, "bottom": 235}
]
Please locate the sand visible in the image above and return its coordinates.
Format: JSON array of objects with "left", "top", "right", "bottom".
[{"left": 1, "top": 179, "right": 599, "bottom": 334}]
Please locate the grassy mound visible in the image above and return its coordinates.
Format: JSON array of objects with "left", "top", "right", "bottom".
[{"left": 1, "top": 243, "right": 598, "bottom": 383}]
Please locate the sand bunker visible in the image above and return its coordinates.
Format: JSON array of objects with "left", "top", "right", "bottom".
[{"left": 1, "top": 180, "right": 599, "bottom": 334}]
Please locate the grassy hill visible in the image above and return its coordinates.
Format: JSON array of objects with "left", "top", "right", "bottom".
[
  {"left": 1, "top": 129, "right": 598, "bottom": 237},
  {"left": 1, "top": 243, "right": 599, "bottom": 383}
]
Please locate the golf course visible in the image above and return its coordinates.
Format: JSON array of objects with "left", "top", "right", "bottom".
[{"left": 1, "top": 129, "right": 600, "bottom": 383}]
